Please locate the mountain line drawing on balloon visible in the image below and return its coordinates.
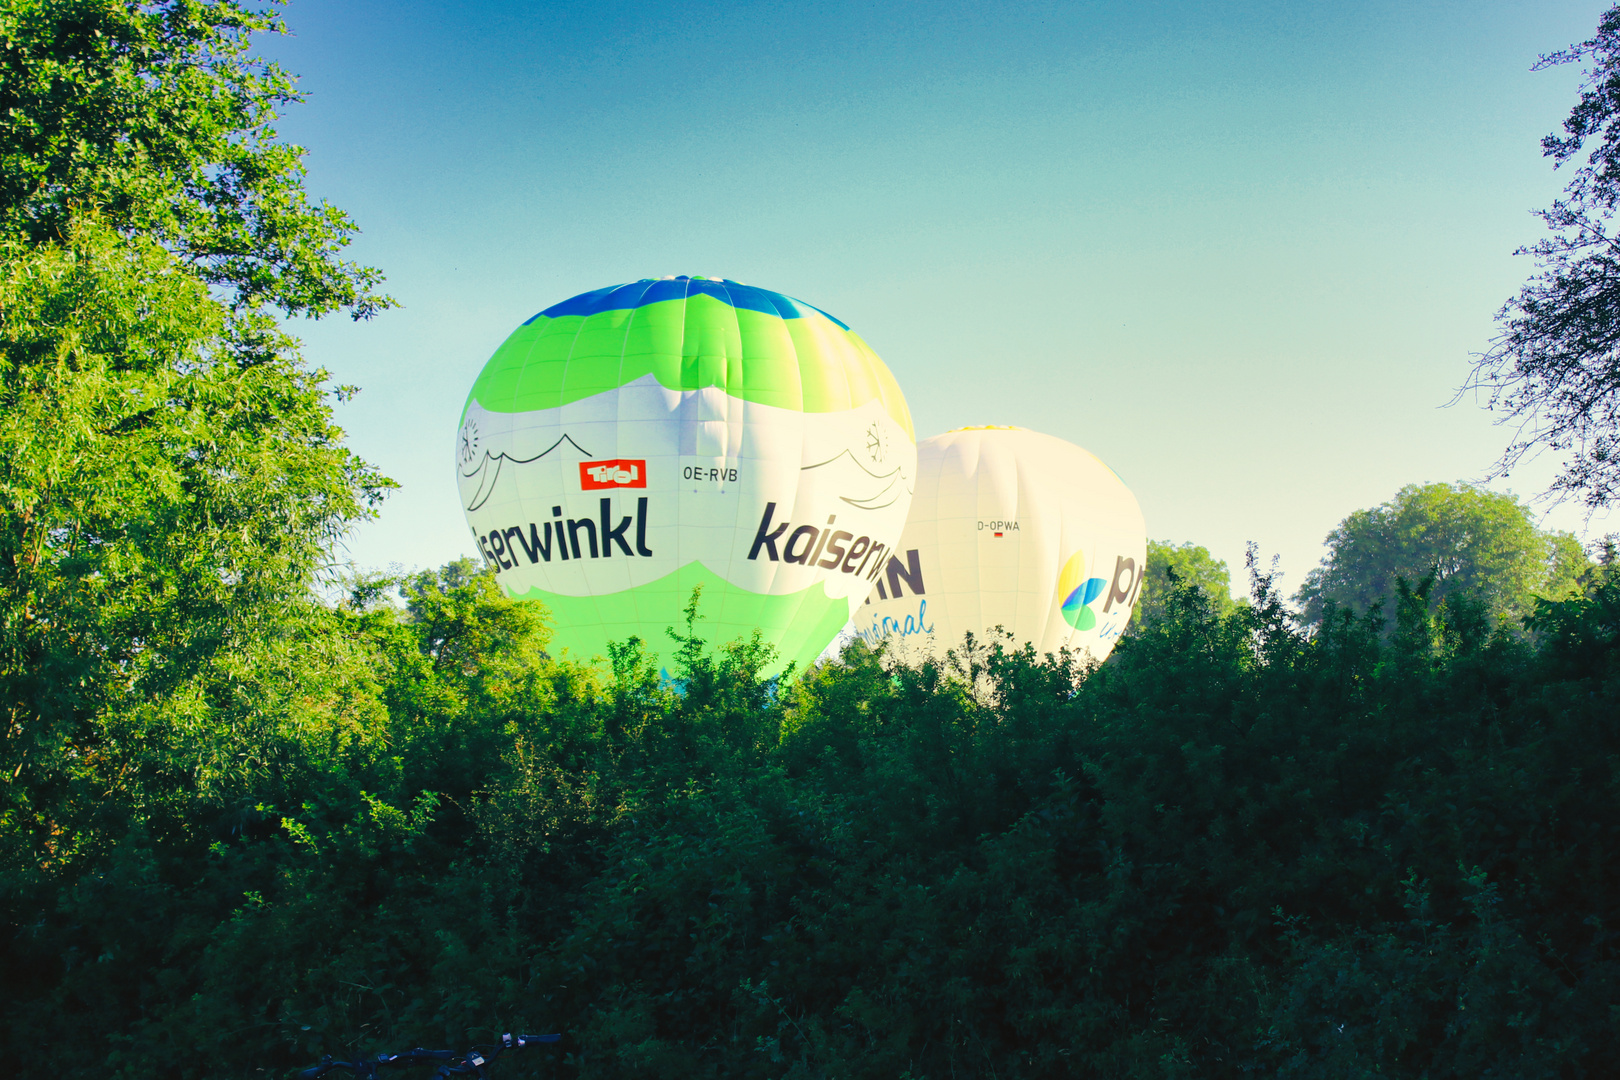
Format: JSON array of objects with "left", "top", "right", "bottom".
[
  {"left": 800, "top": 445, "right": 914, "bottom": 510},
  {"left": 458, "top": 418, "right": 593, "bottom": 512}
]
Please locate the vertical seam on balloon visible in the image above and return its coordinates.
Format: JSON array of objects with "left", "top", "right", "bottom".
[
  {"left": 1036, "top": 444, "right": 1064, "bottom": 656},
  {"left": 559, "top": 289, "right": 610, "bottom": 665},
  {"left": 887, "top": 348, "right": 913, "bottom": 441},
  {"left": 834, "top": 321, "right": 868, "bottom": 652},
  {"left": 507, "top": 311, "right": 574, "bottom": 584},
  {"left": 852, "top": 333, "right": 891, "bottom": 437},
  {"left": 717, "top": 277, "right": 740, "bottom": 402},
  {"left": 546, "top": 290, "right": 593, "bottom": 415},
  {"left": 967, "top": 434, "right": 985, "bottom": 653},
  {"left": 618, "top": 279, "right": 659, "bottom": 631},
  {"left": 790, "top": 313, "right": 812, "bottom": 623},
  {"left": 676, "top": 276, "right": 692, "bottom": 650},
  {"left": 1053, "top": 454, "right": 1076, "bottom": 654},
  {"left": 877, "top": 340, "right": 896, "bottom": 438},
  {"left": 715, "top": 278, "right": 746, "bottom": 637},
  {"left": 619, "top": 278, "right": 659, "bottom": 396},
  {"left": 1013, "top": 439, "right": 1034, "bottom": 656},
  {"left": 859, "top": 336, "right": 880, "bottom": 428},
  {"left": 752, "top": 298, "right": 782, "bottom": 620},
  {"left": 1061, "top": 454, "right": 1089, "bottom": 654},
  {"left": 788, "top": 294, "right": 805, "bottom": 417},
  {"left": 838, "top": 311, "right": 856, "bottom": 424},
  {"left": 507, "top": 323, "right": 538, "bottom": 589}
]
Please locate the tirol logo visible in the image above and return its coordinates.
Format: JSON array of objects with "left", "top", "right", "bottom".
[
  {"left": 580, "top": 459, "right": 646, "bottom": 490},
  {"left": 1057, "top": 551, "right": 1143, "bottom": 631}
]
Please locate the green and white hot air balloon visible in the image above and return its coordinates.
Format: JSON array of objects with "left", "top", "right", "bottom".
[
  {"left": 856, "top": 426, "right": 1145, "bottom": 663},
  {"left": 457, "top": 276, "right": 916, "bottom": 675}
]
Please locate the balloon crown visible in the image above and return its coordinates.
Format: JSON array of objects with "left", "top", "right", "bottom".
[{"left": 534, "top": 277, "right": 844, "bottom": 328}]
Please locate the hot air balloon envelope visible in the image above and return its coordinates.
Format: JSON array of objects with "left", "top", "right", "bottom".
[
  {"left": 457, "top": 276, "right": 916, "bottom": 675},
  {"left": 856, "top": 426, "right": 1145, "bottom": 662}
]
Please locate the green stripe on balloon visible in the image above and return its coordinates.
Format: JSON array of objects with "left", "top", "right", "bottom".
[
  {"left": 466, "top": 293, "right": 912, "bottom": 436},
  {"left": 509, "top": 561, "right": 853, "bottom": 677}
]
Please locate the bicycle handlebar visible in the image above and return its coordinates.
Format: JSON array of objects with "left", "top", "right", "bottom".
[{"left": 298, "top": 1033, "right": 561, "bottom": 1080}]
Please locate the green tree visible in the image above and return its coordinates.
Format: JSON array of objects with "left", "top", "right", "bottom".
[
  {"left": 1467, "top": 3, "right": 1620, "bottom": 506},
  {"left": 0, "top": 0, "right": 390, "bottom": 318},
  {"left": 0, "top": 0, "right": 391, "bottom": 879},
  {"left": 1293, "top": 481, "right": 1589, "bottom": 627},
  {"left": 1128, "top": 539, "right": 1239, "bottom": 633},
  {"left": 0, "top": 226, "right": 389, "bottom": 873}
]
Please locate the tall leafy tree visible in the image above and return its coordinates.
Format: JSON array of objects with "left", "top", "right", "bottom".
[
  {"left": 1469, "top": 3, "right": 1620, "bottom": 507},
  {"left": 1293, "top": 481, "right": 1588, "bottom": 627},
  {"left": 0, "top": 0, "right": 390, "bottom": 318},
  {"left": 0, "top": 0, "right": 392, "bottom": 873},
  {"left": 0, "top": 228, "right": 390, "bottom": 870}
]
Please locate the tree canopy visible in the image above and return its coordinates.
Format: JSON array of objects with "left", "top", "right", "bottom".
[
  {"left": 0, "top": 0, "right": 390, "bottom": 318},
  {"left": 1469, "top": 2, "right": 1620, "bottom": 506},
  {"left": 1293, "top": 481, "right": 1588, "bottom": 628},
  {"left": 0, "top": 0, "right": 389, "bottom": 916},
  {"left": 1128, "top": 539, "right": 1240, "bottom": 634},
  {"left": 7, "top": 554, "right": 1620, "bottom": 1078}
]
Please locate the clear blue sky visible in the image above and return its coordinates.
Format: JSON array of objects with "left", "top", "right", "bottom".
[{"left": 267, "top": 0, "right": 1612, "bottom": 598}]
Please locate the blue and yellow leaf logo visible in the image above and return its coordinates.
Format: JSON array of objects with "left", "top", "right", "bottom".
[{"left": 1057, "top": 551, "right": 1108, "bottom": 631}]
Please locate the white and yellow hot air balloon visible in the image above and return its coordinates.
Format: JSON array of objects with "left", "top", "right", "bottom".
[
  {"left": 855, "top": 426, "right": 1145, "bottom": 662},
  {"left": 457, "top": 276, "right": 916, "bottom": 676}
]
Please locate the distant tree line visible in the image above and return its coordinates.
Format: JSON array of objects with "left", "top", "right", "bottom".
[{"left": 1139, "top": 481, "right": 1592, "bottom": 639}]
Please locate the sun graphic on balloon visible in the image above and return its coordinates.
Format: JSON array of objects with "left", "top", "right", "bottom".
[
  {"left": 1056, "top": 551, "right": 1109, "bottom": 631},
  {"left": 458, "top": 418, "right": 481, "bottom": 468},
  {"left": 865, "top": 422, "right": 890, "bottom": 464}
]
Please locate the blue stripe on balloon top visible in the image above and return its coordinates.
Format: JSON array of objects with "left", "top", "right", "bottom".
[{"left": 524, "top": 276, "right": 850, "bottom": 329}]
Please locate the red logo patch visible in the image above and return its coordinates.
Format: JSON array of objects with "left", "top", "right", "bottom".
[{"left": 579, "top": 459, "right": 647, "bottom": 490}]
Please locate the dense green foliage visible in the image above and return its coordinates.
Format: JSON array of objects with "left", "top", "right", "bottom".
[
  {"left": 0, "top": 0, "right": 389, "bottom": 317},
  {"left": 0, "top": 0, "right": 392, "bottom": 938},
  {"left": 0, "top": 229, "right": 389, "bottom": 869},
  {"left": 1130, "top": 539, "right": 1239, "bottom": 634},
  {"left": 7, "top": 552, "right": 1620, "bottom": 1079},
  {"left": 1293, "top": 481, "right": 1589, "bottom": 629}
]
